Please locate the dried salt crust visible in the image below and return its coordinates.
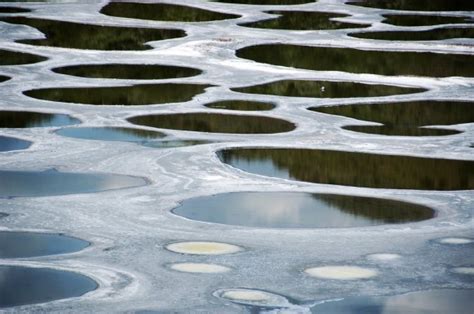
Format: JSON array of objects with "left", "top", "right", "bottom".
[
  {"left": 305, "top": 266, "right": 378, "bottom": 280},
  {"left": 221, "top": 289, "right": 272, "bottom": 302},
  {"left": 367, "top": 253, "right": 401, "bottom": 261},
  {"left": 438, "top": 238, "right": 473, "bottom": 245},
  {"left": 214, "top": 288, "right": 295, "bottom": 308},
  {"left": 166, "top": 241, "right": 241, "bottom": 255},
  {"left": 452, "top": 267, "right": 474, "bottom": 275},
  {"left": 170, "top": 263, "right": 230, "bottom": 273}
]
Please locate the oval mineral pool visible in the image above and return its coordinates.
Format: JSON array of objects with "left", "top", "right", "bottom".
[
  {"left": 311, "top": 289, "right": 474, "bottom": 314},
  {"left": 56, "top": 127, "right": 210, "bottom": 148},
  {"left": 382, "top": 14, "right": 474, "bottom": 27},
  {"left": 346, "top": 0, "right": 474, "bottom": 11},
  {"left": 0, "top": 111, "right": 79, "bottom": 128},
  {"left": 204, "top": 100, "right": 275, "bottom": 111},
  {"left": 310, "top": 101, "right": 474, "bottom": 136},
  {"left": 367, "top": 253, "right": 401, "bottom": 261},
  {"left": 0, "top": 231, "right": 89, "bottom": 258},
  {"left": 240, "top": 11, "right": 369, "bottom": 30},
  {"left": 0, "top": 17, "right": 185, "bottom": 50},
  {"left": 128, "top": 113, "right": 295, "bottom": 134},
  {"left": 343, "top": 125, "right": 460, "bottom": 136},
  {"left": 172, "top": 192, "right": 434, "bottom": 228},
  {"left": 0, "top": 265, "right": 97, "bottom": 308},
  {"left": 0, "top": 49, "right": 47, "bottom": 65},
  {"left": 453, "top": 267, "right": 474, "bottom": 275},
  {"left": 221, "top": 289, "right": 271, "bottom": 302},
  {"left": 0, "top": 7, "right": 30, "bottom": 13},
  {"left": 305, "top": 266, "right": 378, "bottom": 280},
  {"left": 0, "top": 136, "right": 31, "bottom": 152},
  {"left": 351, "top": 28, "right": 474, "bottom": 41},
  {"left": 438, "top": 237, "right": 473, "bottom": 245},
  {"left": 0, "top": 169, "right": 147, "bottom": 198},
  {"left": 170, "top": 263, "right": 231, "bottom": 274},
  {"left": 53, "top": 64, "right": 201, "bottom": 80},
  {"left": 24, "top": 83, "right": 212, "bottom": 106},
  {"left": 101, "top": 2, "right": 240, "bottom": 22},
  {"left": 216, "top": 289, "right": 274, "bottom": 303},
  {"left": 214, "top": 288, "right": 292, "bottom": 309},
  {"left": 236, "top": 44, "right": 474, "bottom": 77},
  {"left": 213, "top": 0, "right": 315, "bottom": 4},
  {"left": 166, "top": 241, "right": 241, "bottom": 255},
  {"left": 232, "top": 80, "right": 424, "bottom": 98},
  {"left": 217, "top": 148, "right": 474, "bottom": 190},
  {"left": 56, "top": 127, "right": 166, "bottom": 143},
  {"left": 142, "top": 140, "right": 211, "bottom": 149}
]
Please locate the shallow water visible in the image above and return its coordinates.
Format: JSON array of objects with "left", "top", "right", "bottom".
[
  {"left": 0, "top": 7, "right": 30, "bottom": 13},
  {"left": 346, "top": 0, "right": 474, "bottom": 11},
  {"left": 204, "top": 100, "right": 275, "bottom": 111},
  {"left": 310, "top": 101, "right": 473, "bottom": 136},
  {"left": 101, "top": 2, "right": 240, "bottom": 22},
  {"left": 56, "top": 127, "right": 165, "bottom": 142},
  {"left": 212, "top": 0, "right": 315, "bottom": 4},
  {"left": 351, "top": 28, "right": 474, "bottom": 41},
  {"left": 343, "top": 125, "right": 460, "bottom": 136},
  {"left": 53, "top": 64, "right": 201, "bottom": 80},
  {"left": 25, "top": 84, "right": 212, "bottom": 106},
  {"left": 311, "top": 289, "right": 474, "bottom": 314},
  {"left": 0, "top": 265, "right": 97, "bottom": 308},
  {"left": 0, "top": 49, "right": 46, "bottom": 65},
  {"left": 128, "top": 113, "right": 295, "bottom": 134},
  {"left": 217, "top": 287, "right": 474, "bottom": 313},
  {"left": 383, "top": 14, "right": 474, "bottom": 27},
  {"left": 236, "top": 44, "right": 474, "bottom": 77},
  {"left": 56, "top": 127, "right": 209, "bottom": 148},
  {"left": 0, "top": 17, "right": 185, "bottom": 50},
  {"left": 0, "top": 169, "right": 147, "bottom": 198},
  {"left": 0, "top": 111, "right": 79, "bottom": 128},
  {"left": 142, "top": 140, "right": 211, "bottom": 149},
  {"left": 240, "top": 11, "right": 369, "bottom": 30},
  {"left": 233, "top": 80, "right": 425, "bottom": 98},
  {"left": 0, "top": 231, "right": 89, "bottom": 258},
  {"left": 218, "top": 148, "right": 474, "bottom": 190},
  {"left": 0, "top": 135, "right": 31, "bottom": 152},
  {"left": 173, "top": 192, "right": 434, "bottom": 228}
]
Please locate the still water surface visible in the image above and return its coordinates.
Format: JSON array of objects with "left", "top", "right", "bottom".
[
  {"left": 218, "top": 148, "right": 474, "bottom": 190},
  {"left": 173, "top": 192, "right": 434, "bottom": 228}
]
